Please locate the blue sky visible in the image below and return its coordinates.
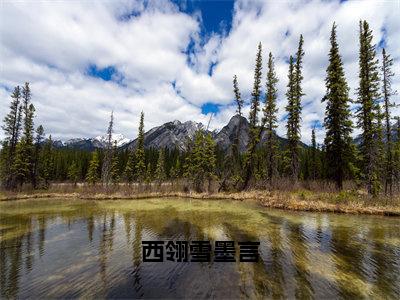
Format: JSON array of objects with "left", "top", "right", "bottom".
[
  {"left": 1, "top": 0, "right": 399, "bottom": 143},
  {"left": 173, "top": 0, "right": 234, "bottom": 115},
  {"left": 173, "top": 0, "right": 234, "bottom": 34},
  {"left": 88, "top": 0, "right": 235, "bottom": 115}
]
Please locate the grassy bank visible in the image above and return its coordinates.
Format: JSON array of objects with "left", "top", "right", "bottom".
[{"left": 1, "top": 185, "right": 400, "bottom": 216}]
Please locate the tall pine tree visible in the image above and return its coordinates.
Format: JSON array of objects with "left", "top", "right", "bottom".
[
  {"left": 356, "top": 20, "right": 381, "bottom": 196},
  {"left": 124, "top": 150, "right": 135, "bottom": 183},
  {"left": 187, "top": 130, "right": 216, "bottom": 192},
  {"left": 101, "top": 111, "right": 114, "bottom": 186},
  {"left": 394, "top": 117, "right": 400, "bottom": 188},
  {"left": 33, "top": 125, "right": 45, "bottom": 188},
  {"left": 11, "top": 83, "right": 35, "bottom": 188},
  {"left": 86, "top": 151, "right": 100, "bottom": 185},
  {"left": 285, "top": 55, "right": 300, "bottom": 180},
  {"left": 231, "top": 74, "right": 244, "bottom": 184},
  {"left": 68, "top": 162, "right": 80, "bottom": 186},
  {"left": 294, "top": 35, "right": 305, "bottom": 110},
  {"left": 232, "top": 74, "right": 243, "bottom": 160},
  {"left": 310, "top": 127, "right": 317, "bottom": 180},
  {"left": 381, "top": 48, "right": 396, "bottom": 195},
  {"left": 110, "top": 142, "right": 120, "bottom": 184},
  {"left": 285, "top": 35, "right": 305, "bottom": 181},
  {"left": 322, "top": 23, "right": 354, "bottom": 189},
  {"left": 233, "top": 74, "right": 244, "bottom": 116},
  {"left": 155, "top": 148, "right": 166, "bottom": 184},
  {"left": 135, "top": 111, "right": 146, "bottom": 182},
  {"left": 1, "top": 86, "right": 23, "bottom": 188},
  {"left": 40, "top": 135, "right": 53, "bottom": 188},
  {"left": 263, "top": 52, "right": 279, "bottom": 183},
  {"left": 243, "top": 42, "right": 263, "bottom": 189},
  {"left": 21, "top": 82, "right": 35, "bottom": 187}
]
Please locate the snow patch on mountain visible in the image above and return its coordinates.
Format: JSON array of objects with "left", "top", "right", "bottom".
[{"left": 94, "top": 133, "right": 130, "bottom": 147}]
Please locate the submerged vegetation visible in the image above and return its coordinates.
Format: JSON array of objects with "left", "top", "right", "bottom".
[
  {"left": 1, "top": 20, "right": 400, "bottom": 205},
  {"left": 1, "top": 198, "right": 399, "bottom": 298}
]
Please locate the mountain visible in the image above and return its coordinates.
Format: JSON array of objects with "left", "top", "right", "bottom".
[
  {"left": 52, "top": 133, "right": 130, "bottom": 150},
  {"left": 214, "top": 115, "right": 249, "bottom": 152},
  {"left": 124, "top": 114, "right": 306, "bottom": 152},
  {"left": 52, "top": 115, "right": 307, "bottom": 151},
  {"left": 95, "top": 133, "right": 130, "bottom": 147},
  {"left": 354, "top": 126, "right": 399, "bottom": 145},
  {"left": 124, "top": 120, "right": 206, "bottom": 152},
  {"left": 32, "top": 116, "right": 400, "bottom": 152},
  {"left": 215, "top": 114, "right": 307, "bottom": 152}
]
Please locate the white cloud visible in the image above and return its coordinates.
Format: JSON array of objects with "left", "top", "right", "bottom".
[
  {"left": 206, "top": 0, "right": 400, "bottom": 143},
  {"left": 0, "top": 0, "right": 399, "bottom": 145}
]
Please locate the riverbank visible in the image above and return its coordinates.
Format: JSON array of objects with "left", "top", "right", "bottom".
[{"left": 1, "top": 188, "right": 400, "bottom": 216}]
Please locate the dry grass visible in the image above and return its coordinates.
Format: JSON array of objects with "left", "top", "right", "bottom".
[{"left": 1, "top": 181, "right": 399, "bottom": 216}]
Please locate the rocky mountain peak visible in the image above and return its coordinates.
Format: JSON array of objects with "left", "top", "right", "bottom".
[
  {"left": 215, "top": 114, "right": 249, "bottom": 152},
  {"left": 125, "top": 118, "right": 206, "bottom": 151},
  {"left": 95, "top": 133, "right": 130, "bottom": 147},
  {"left": 52, "top": 115, "right": 300, "bottom": 152}
]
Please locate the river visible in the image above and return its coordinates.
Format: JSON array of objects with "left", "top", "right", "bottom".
[{"left": 0, "top": 198, "right": 399, "bottom": 298}]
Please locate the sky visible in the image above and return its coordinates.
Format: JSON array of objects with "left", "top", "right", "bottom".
[{"left": 1, "top": 0, "right": 399, "bottom": 144}]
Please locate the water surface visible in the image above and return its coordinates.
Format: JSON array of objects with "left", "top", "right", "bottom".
[{"left": 0, "top": 198, "right": 399, "bottom": 298}]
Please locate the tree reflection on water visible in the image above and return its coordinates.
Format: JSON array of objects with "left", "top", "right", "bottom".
[{"left": 0, "top": 198, "right": 399, "bottom": 298}]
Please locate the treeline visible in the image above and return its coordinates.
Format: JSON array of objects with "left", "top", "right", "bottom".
[
  {"left": 1, "top": 21, "right": 399, "bottom": 196},
  {"left": 226, "top": 21, "right": 400, "bottom": 196}
]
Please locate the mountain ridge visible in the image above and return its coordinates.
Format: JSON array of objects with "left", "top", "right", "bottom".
[{"left": 50, "top": 115, "right": 308, "bottom": 151}]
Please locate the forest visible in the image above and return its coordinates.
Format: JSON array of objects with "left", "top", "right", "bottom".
[{"left": 1, "top": 20, "right": 399, "bottom": 199}]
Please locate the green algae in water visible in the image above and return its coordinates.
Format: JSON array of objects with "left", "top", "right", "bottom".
[{"left": 0, "top": 198, "right": 399, "bottom": 298}]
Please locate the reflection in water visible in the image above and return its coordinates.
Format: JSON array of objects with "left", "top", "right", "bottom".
[{"left": 0, "top": 198, "right": 399, "bottom": 298}]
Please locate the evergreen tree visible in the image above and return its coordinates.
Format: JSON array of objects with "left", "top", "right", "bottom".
[
  {"left": 243, "top": 42, "right": 263, "bottom": 189},
  {"left": 135, "top": 112, "right": 146, "bottom": 182},
  {"left": 284, "top": 35, "right": 305, "bottom": 181},
  {"left": 322, "top": 23, "right": 354, "bottom": 189},
  {"left": 68, "top": 162, "right": 80, "bottom": 186},
  {"left": 249, "top": 42, "right": 263, "bottom": 135},
  {"left": 285, "top": 54, "right": 301, "bottom": 180},
  {"left": 232, "top": 74, "right": 243, "bottom": 162},
  {"left": 222, "top": 74, "right": 244, "bottom": 189},
  {"left": 294, "top": 35, "right": 305, "bottom": 111},
  {"left": 393, "top": 117, "right": 400, "bottom": 188},
  {"left": 155, "top": 148, "right": 166, "bottom": 184},
  {"left": 1, "top": 86, "right": 23, "bottom": 188},
  {"left": 233, "top": 75, "right": 244, "bottom": 116},
  {"left": 145, "top": 162, "right": 153, "bottom": 184},
  {"left": 22, "top": 83, "right": 35, "bottom": 145},
  {"left": 170, "top": 158, "right": 181, "bottom": 180},
  {"left": 10, "top": 83, "right": 36, "bottom": 188},
  {"left": 263, "top": 52, "right": 279, "bottom": 183},
  {"left": 204, "top": 133, "right": 217, "bottom": 191},
  {"left": 101, "top": 111, "right": 114, "bottom": 186},
  {"left": 86, "top": 151, "right": 100, "bottom": 185},
  {"left": 110, "top": 142, "right": 120, "bottom": 184},
  {"left": 33, "top": 125, "right": 45, "bottom": 188},
  {"left": 183, "top": 143, "right": 195, "bottom": 180},
  {"left": 12, "top": 139, "right": 31, "bottom": 187},
  {"left": 2, "top": 86, "right": 22, "bottom": 152},
  {"left": 124, "top": 150, "right": 135, "bottom": 183},
  {"left": 310, "top": 127, "right": 317, "bottom": 180},
  {"left": 20, "top": 82, "right": 35, "bottom": 187},
  {"left": 290, "top": 35, "right": 305, "bottom": 180},
  {"left": 381, "top": 48, "right": 396, "bottom": 195},
  {"left": 356, "top": 20, "right": 381, "bottom": 196},
  {"left": 375, "top": 104, "right": 385, "bottom": 184},
  {"left": 187, "top": 130, "right": 216, "bottom": 192},
  {"left": 40, "top": 135, "right": 53, "bottom": 188}
]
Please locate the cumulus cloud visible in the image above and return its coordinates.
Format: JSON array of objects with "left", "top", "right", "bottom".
[
  {"left": 0, "top": 0, "right": 399, "bottom": 145},
  {"left": 209, "top": 0, "right": 400, "bottom": 143}
]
